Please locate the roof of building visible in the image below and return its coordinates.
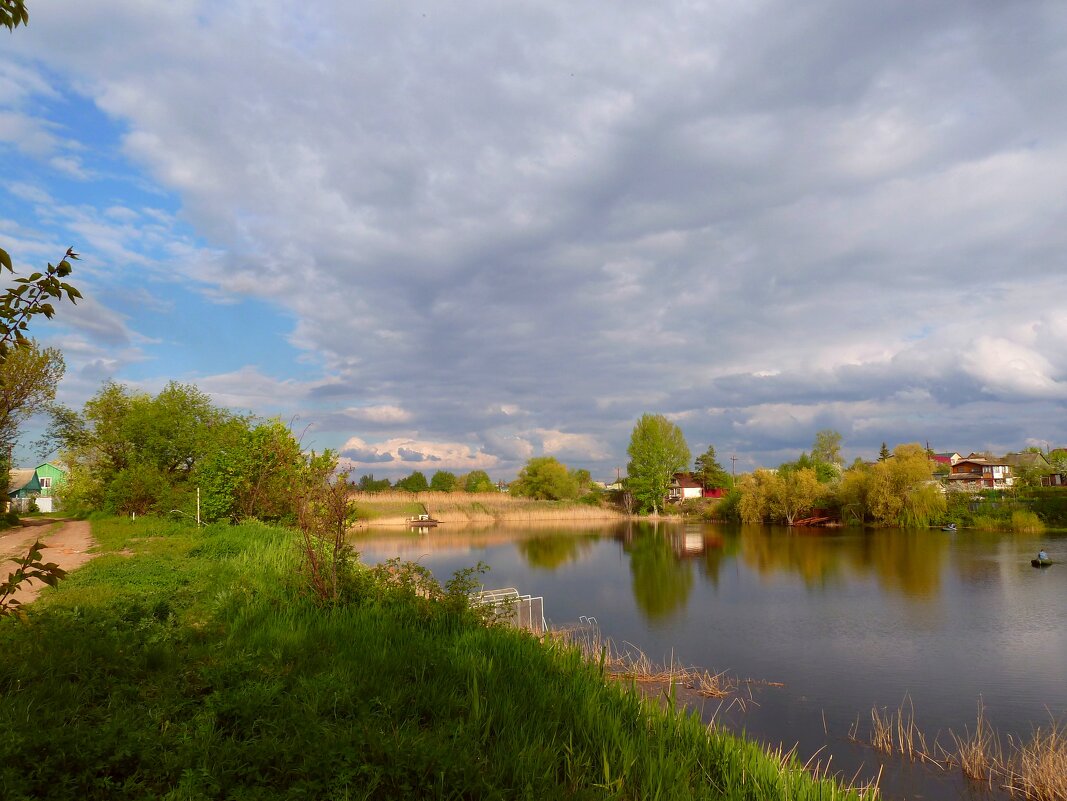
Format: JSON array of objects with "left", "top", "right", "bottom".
[
  {"left": 670, "top": 472, "right": 704, "bottom": 489},
  {"left": 7, "top": 469, "right": 38, "bottom": 495},
  {"left": 1002, "top": 452, "right": 1051, "bottom": 469}
]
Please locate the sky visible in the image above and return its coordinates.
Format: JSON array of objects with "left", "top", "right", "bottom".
[{"left": 3, "top": 0, "right": 1067, "bottom": 480}]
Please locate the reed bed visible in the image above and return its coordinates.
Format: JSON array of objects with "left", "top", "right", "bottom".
[
  {"left": 849, "top": 696, "right": 935, "bottom": 764},
  {"left": 350, "top": 490, "right": 626, "bottom": 523},
  {"left": 847, "top": 697, "right": 1067, "bottom": 801},
  {"left": 552, "top": 623, "right": 739, "bottom": 699},
  {"left": 946, "top": 700, "right": 999, "bottom": 781},
  {"left": 1005, "top": 719, "right": 1067, "bottom": 801}
]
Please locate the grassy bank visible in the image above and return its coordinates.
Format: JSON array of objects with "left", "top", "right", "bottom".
[{"left": 2, "top": 518, "right": 863, "bottom": 800}]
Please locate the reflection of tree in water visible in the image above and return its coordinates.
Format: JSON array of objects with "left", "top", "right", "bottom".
[
  {"left": 517, "top": 534, "right": 596, "bottom": 570},
  {"left": 698, "top": 529, "right": 737, "bottom": 588},
  {"left": 738, "top": 525, "right": 948, "bottom": 599},
  {"left": 844, "top": 529, "right": 947, "bottom": 599},
  {"left": 740, "top": 525, "right": 845, "bottom": 589},
  {"left": 624, "top": 526, "right": 693, "bottom": 620}
]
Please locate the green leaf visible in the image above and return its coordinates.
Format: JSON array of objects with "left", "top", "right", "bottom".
[{"left": 0, "top": 246, "right": 11, "bottom": 271}]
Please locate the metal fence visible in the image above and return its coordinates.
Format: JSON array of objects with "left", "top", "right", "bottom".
[{"left": 475, "top": 587, "right": 546, "bottom": 635}]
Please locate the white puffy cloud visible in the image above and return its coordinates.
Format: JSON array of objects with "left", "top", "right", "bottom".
[{"left": 339, "top": 436, "right": 498, "bottom": 472}]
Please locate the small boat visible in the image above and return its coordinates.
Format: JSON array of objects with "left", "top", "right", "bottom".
[
  {"left": 408, "top": 514, "right": 438, "bottom": 528},
  {"left": 941, "top": 523, "right": 957, "bottom": 532},
  {"left": 1031, "top": 558, "right": 1053, "bottom": 568}
]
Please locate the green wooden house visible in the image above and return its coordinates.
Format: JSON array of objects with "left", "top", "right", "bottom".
[{"left": 5, "top": 462, "right": 66, "bottom": 513}]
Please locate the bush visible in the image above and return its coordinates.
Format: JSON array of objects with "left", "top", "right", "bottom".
[{"left": 1011, "top": 510, "right": 1045, "bottom": 533}]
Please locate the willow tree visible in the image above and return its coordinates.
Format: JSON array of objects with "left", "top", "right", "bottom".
[
  {"left": 866, "top": 443, "right": 945, "bottom": 527},
  {"left": 626, "top": 414, "right": 690, "bottom": 515}
]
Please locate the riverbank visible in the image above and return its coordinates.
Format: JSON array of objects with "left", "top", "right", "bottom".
[{"left": 1, "top": 517, "right": 864, "bottom": 800}]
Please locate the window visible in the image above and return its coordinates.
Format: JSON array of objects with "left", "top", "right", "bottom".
[{"left": 39, "top": 477, "right": 52, "bottom": 490}]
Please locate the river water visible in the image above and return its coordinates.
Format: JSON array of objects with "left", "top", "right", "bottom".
[{"left": 355, "top": 522, "right": 1067, "bottom": 801}]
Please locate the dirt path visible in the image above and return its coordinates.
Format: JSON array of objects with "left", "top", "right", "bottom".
[{"left": 1, "top": 519, "right": 97, "bottom": 607}]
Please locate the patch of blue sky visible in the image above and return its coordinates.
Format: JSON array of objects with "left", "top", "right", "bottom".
[
  {"left": 118, "top": 282, "right": 314, "bottom": 382},
  {"left": 3, "top": 77, "right": 317, "bottom": 387}
]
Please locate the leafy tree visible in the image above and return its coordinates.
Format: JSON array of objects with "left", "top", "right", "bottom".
[
  {"left": 356, "top": 474, "right": 391, "bottom": 492},
  {"left": 570, "top": 467, "right": 593, "bottom": 492},
  {"left": 463, "top": 470, "right": 496, "bottom": 493},
  {"left": 865, "top": 443, "right": 944, "bottom": 527},
  {"left": 785, "top": 451, "right": 838, "bottom": 484},
  {"left": 0, "top": 342, "right": 63, "bottom": 475},
  {"left": 395, "top": 471, "right": 429, "bottom": 492},
  {"left": 429, "top": 470, "right": 458, "bottom": 492},
  {"left": 768, "top": 467, "right": 824, "bottom": 525},
  {"left": 626, "top": 414, "right": 690, "bottom": 515},
  {"left": 511, "top": 456, "right": 579, "bottom": 500},
  {"left": 738, "top": 470, "right": 775, "bottom": 523},
  {"left": 57, "top": 381, "right": 238, "bottom": 515},
  {"left": 195, "top": 419, "right": 306, "bottom": 523},
  {"left": 0, "top": 0, "right": 28, "bottom": 30},
  {"left": 1, "top": 247, "right": 81, "bottom": 363},
  {"left": 812, "top": 429, "right": 843, "bottom": 466},
  {"left": 693, "top": 445, "right": 729, "bottom": 490}
]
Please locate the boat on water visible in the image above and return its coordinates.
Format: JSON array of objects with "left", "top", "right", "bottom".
[
  {"left": 408, "top": 513, "right": 439, "bottom": 528},
  {"left": 1031, "top": 558, "right": 1053, "bottom": 568},
  {"left": 941, "top": 523, "right": 957, "bottom": 532}
]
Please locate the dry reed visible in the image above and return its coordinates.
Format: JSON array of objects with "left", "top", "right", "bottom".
[
  {"left": 551, "top": 624, "right": 737, "bottom": 698},
  {"left": 848, "top": 696, "right": 936, "bottom": 765},
  {"left": 349, "top": 490, "right": 625, "bottom": 523},
  {"left": 1003, "top": 718, "right": 1067, "bottom": 801},
  {"left": 947, "top": 699, "right": 999, "bottom": 782}
]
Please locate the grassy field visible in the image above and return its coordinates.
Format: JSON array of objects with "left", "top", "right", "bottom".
[
  {"left": 351, "top": 490, "right": 625, "bottom": 524},
  {"left": 1, "top": 517, "right": 866, "bottom": 800}
]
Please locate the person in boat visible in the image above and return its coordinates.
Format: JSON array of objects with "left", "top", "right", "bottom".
[{"left": 1038, "top": 548, "right": 1048, "bottom": 561}]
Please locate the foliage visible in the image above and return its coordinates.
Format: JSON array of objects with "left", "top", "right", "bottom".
[
  {"left": 56, "top": 380, "right": 306, "bottom": 521},
  {"left": 356, "top": 473, "right": 391, "bottom": 492},
  {"left": 879, "top": 442, "right": 890, "bottom": 461},
  {"left": 0, "top": 0, "right": 28, "bottom": 30},
  {"left": 295, "top": 452, "right": 358, "bottom": 605},
  {"left": 694, "top": 444, "right": 730, "bottom": 489},
  {"left": 510, "top": 456, "right": 579, "bottom": 500},
  {"left": 394, "top": 470, "right": 428, "bottom": 492},
  {"left": 865, "top": 443, "right": 945, "bottom": 527},
  {"left": 195, "top": 418, "right": 305, "bottom": 523},
  {"left": 784, "top": 451, "right": 838, "bottom": 483},
  {"left": 768, "top": 467, "right": 825, "bottom": 525},
  {"left": 0, "top": 539, "right": 66, "bottom": 620},
  {"left": 736, "top": 466, "right": 826, "bottom": 525},
  {"left": 429, "top": 470, "right": 458, "bottom": 492},
  {"left": 0, "top": 246, "right": 80, "bottom": 363},
  {"left": 812, "top": 429, "right": 843, "bottom": 466},
  {"left": 626, "top": 413, "right": 691, "bottom": 515},
  {"left": 0, "top": 341, "right": 64, "bottom": 475},
  {"left": 463, "top": 469, "right": 496, "bottom": 493}
]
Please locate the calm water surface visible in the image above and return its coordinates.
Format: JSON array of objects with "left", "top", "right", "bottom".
[{"left": 355, "top": 522, "right": 1067, "bottom": 801}]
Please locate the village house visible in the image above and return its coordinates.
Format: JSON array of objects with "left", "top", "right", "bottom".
[
  {"left": 946, "top": 456, "right": 1014, "bottom": 490},
  {"left": 5, "top": 461, "right": 67, "bottom": 513},
  {"left": 666, "top": 472, "right": 728, "bottom": 502}
]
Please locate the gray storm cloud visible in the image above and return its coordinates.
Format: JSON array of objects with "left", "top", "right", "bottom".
[{"left": 6, "top": 0, "right": 1067, "bottom": 475}]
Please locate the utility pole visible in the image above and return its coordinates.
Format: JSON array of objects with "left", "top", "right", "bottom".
[{"left": 730, "top": 455, "right": 737, "bottom": 485}]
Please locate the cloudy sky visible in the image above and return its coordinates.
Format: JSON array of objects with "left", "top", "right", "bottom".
[{"left": 3, "top": 0, "right": 1067, "bottom": 479}]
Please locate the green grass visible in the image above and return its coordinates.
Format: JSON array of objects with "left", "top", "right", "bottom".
[{"left": 1, "top": 517, "right": 866, "bottom": 800}]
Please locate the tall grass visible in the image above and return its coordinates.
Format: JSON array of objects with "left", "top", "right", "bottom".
[
  {"left": 0, "top": 516, "right": 866, "bottom": 801},
  {"left": 1011, "top": 510, "right": 1045, "bottom": 534}
]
